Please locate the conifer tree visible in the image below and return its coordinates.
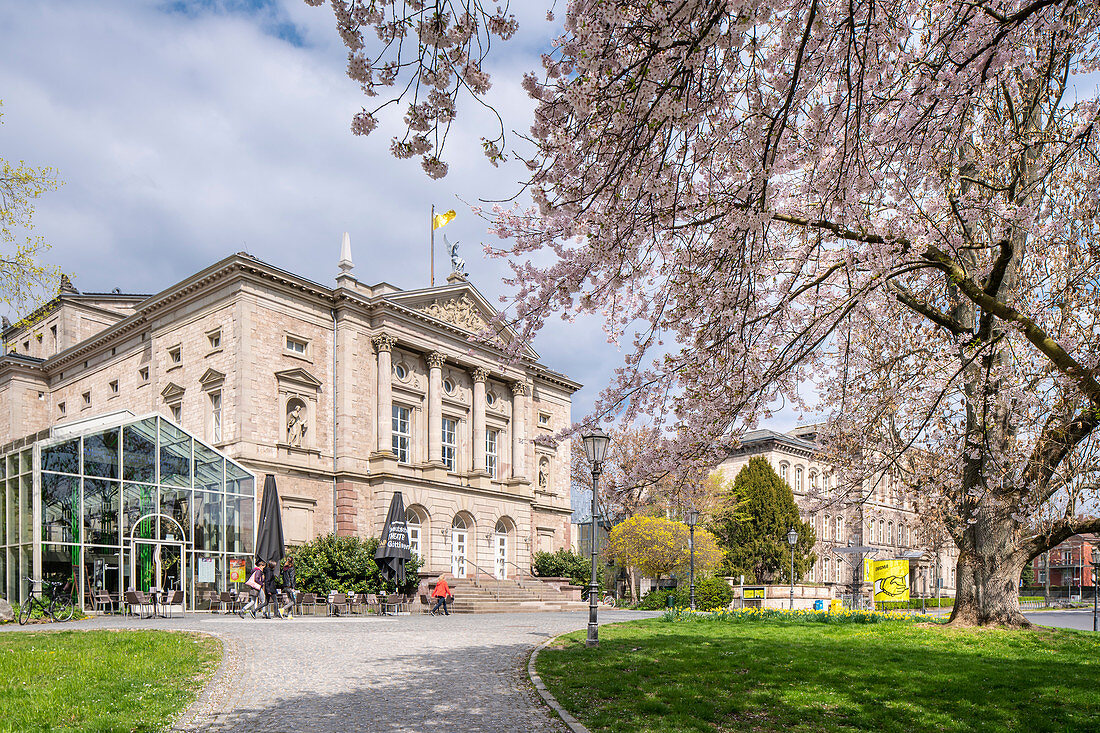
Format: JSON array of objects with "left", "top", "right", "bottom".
[{"left": 710, "top": 457, "right": 815, "bottom": 584}]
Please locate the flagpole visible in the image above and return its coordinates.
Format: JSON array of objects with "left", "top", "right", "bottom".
[{"left": 430, "top": 204, "right": 435, "bottom": 287}]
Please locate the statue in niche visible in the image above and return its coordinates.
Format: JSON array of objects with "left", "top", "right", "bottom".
[
  {"left": 538, "top": 458, "right": 549, "bottom": 490},
  {"left": 287, "top": 401, "right": 307, "bottom": 447}
]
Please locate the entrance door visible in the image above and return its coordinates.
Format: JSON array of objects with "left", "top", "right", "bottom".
[
  {"left": 451, "top": 530, "right": 467, "bottom": 578},
  {"left": 495, "top": 533, "right": 507, "bottom": 579},
  {"left": 130, "top": 540, "right": 185, "bottom": 605}
]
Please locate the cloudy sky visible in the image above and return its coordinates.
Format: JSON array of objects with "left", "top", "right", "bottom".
[{"left": 0, "top": 0, "right": 649, "bottom": 421}]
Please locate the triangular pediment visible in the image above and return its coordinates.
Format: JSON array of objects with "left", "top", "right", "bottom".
[
  {"left": 274, "top": 367, "right": 323, "bottom": 389},
  {"left": 199, "top": 368, "right": 226, "bottom": 387},
  {"left": 160, "top": 382, "right": 185, "bottom": 400},
  {"left": 384, "top": 281, "right": 539, "bottom": 360}
]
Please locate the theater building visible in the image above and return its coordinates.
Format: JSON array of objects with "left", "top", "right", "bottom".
[{"left": 0, "top": 242, "right": 579, "bottom": 609}]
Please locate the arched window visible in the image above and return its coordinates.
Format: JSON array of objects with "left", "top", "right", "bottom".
[
  {"left": 780, "top": 463, "right": 789, "bottom": 484},
  {"left": 905, "top": 525, "right": 910, "bottom": 546},
  {"left": 824, "top": 515, "right": 831, "bottom": 541},
  {"left": 878, "top": 519, "right": 885, "bottom": 544},
  {"left": 835, "top": 516, "right": 844, "bottom": 544},
  {"left": 888, "top": 522, "right": 894, "bottom": 545},
  {"left": 795, "top": 466, "right": 804, "bottom": 492},
  {"left": 453, "top": 515, "right": 467, "bottom": 530},
  {"left": 868, "top": 518, "right": 874, "bottom": 543},
  {"left": 823, "top": 557, "right": 830, "bottom": 583},
  {"left": 808, "top": 563, "right": 816, "bottom": 582},
  {"left": 809, "top": 472, "right": 817, "bottom": 492},
  {"left": 406, "top": 507, "right": 424, "bottom": 559}
]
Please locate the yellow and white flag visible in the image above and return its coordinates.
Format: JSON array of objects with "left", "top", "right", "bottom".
[
  {"left": 432, "top": 209, "right": 456, "bottom": 230},
  {"left": 871, "top": 559, "right": 910, "bottom": 602}
]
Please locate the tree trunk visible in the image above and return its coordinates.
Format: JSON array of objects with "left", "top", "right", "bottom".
[{"left": 947, "top": 514, "right": 1030, "bottom": 627}]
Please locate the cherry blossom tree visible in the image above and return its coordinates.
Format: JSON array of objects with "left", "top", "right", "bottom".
[{"left": 309, "top": 1, "right": 1100, "bottom": 626}]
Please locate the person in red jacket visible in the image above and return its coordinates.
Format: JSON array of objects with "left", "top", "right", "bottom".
[{"left": 430, "top": 576, "right": 452, "bottom": 616}]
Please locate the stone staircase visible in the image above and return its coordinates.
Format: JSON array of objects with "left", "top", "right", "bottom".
[{"left": 445, "top": 575, "right": 590, "bottom": 614}]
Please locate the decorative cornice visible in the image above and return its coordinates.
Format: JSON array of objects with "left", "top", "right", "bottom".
[
  {"left": 426, "top": 351, "right": 446, "bottom": 369},
  {"left": 161, "top": 382, "right": 185, "bottom": 401},
  {"left": 371, "top": 334, "right": 396, "bottom": 353},
  {"left": 275, "top": 367, "right": 324, "bottom": 390},
  {"left": 199, "top": 368, "right": 226, "bottom": 389}
]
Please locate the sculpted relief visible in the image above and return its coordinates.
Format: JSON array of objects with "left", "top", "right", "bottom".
[{"left": 417, "top": 296, "right": 488, "bottom": 333}]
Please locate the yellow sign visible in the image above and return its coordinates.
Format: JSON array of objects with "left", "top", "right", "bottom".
[
  {"left": 229, "top": 558, "right": 247, "bottom": 584},
  {"left": 829, "top": 599, "right": 843, "bottom": 612},
  {"left": 871, "top": 559, "right": 910, "bottom": 602},
  {"left": 432, "top": 209, "right": 456, "bottom": 230},
  {"left": 743, "top": 587, "right": 765, "bottom": 600}
]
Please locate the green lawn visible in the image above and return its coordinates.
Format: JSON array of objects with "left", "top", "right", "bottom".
[
  {"left": 0, "top": 630, "right": 221, "bottom": 733},
  {"left": 535, "top": 618, "right": 1100, "bottom": 732}
]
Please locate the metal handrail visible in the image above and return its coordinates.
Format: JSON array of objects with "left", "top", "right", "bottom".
[{"left": 463, "top": 561, "right": 502, "bottom": 601}]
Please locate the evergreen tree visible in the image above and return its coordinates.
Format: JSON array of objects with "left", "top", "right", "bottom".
[{"left": 709, "top": 457, "right": 815, "bottom": 583}]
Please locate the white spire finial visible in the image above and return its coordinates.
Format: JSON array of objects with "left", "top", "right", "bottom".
[{"left": 338, "top": 231, "right": 354, "bottom": 274}]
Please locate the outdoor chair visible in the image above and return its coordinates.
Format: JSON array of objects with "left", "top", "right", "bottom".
[
  {"left": 365, "top": 594, "right": 380, "bottom": 614},
  {"left": 218, "top": 591, "right": 236, "bottom": 614},
  {"left": 299, "top": 592, "right": 318, "bottom": 615},
  {"left": 381, "top": 594, "right": 406, "bottom": 615},
  {"left": 124, "top": 589, "right": 152, "bottom": 619},
  {"left": 328, "top": 592, "right": 348, "bottom": 616},
  {"left": 347, "top": 593, "right": 363, "bottom": 615},
  {"left": 92, "top": 589, "right": 115, "bottom": 614},
  {"left": 164, "top": 589, "right": 184, "bottom": 618}
]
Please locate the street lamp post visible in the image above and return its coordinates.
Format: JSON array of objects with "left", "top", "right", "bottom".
[
  {"left": 687, "top": 509, "right": 699, "bottom": 611},
  {"left": 786, "top": 527, "right": 799, "bottom": 610},
  {"left": 581, "top": 427, "right": 611, "bottom": 649}
]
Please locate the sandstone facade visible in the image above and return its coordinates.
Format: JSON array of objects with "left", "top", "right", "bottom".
[
  {"left": 714, "top": 426, "right": 959, "bottom": 596},
  {"left": 0, "top": 249, "right": 579, "bottom": 579}
]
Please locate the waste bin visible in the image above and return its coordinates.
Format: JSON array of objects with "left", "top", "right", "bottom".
[
  {"left": 665, "top": 593, "right": 675, "bottom": 609},
  {"left": 813, "top": 600, "right": 824, "bottom": 611}
]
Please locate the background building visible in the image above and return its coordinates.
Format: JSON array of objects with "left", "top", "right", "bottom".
[
  {"left": 0, "top": 243, "right": 579, "bottom": 608},
  {"left": 1031, "top": 534, "right": 1098, "bottom": 598},
  {"left": 714, "top": 426, "right": 958, "bottom": 598}
]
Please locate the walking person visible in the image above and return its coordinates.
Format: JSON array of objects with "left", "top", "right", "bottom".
[
  {"left": 280, "top": 556, "right": 298, "bottom": 619},
  {"left": 262, "top": 558, "right": 283, "bottom": 619},
  {"left": 238, "top": 561, "right": 266, "bottom": 619},
  {"left": 430, "top": 575, "right": 452, "bottom": 616}
]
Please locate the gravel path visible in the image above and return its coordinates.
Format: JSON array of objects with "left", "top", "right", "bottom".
[{"left": 9, "top": 609, "right": 656, "bottom": 732}]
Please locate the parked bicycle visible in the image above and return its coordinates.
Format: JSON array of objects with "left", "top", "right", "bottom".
[{"left": 18, "top": 577, "right": 77, "bottom": 625}]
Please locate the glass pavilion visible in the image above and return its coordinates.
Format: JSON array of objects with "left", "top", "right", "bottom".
[{"left": 0, "top": 413, "right": 256, "bottom": 612}]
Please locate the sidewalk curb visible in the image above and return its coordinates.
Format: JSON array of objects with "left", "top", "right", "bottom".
[
  {"left": 172, "top": 630, "right": 243, "bottom": 732},
  {"left": 528, "top": 636, "right": 592, "bottom": 733}
]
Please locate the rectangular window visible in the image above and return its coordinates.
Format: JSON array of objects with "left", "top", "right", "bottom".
[
  {"left": 170, "top": 403, "right": 182, "bottom": 424},
  {"left": 58, "top": 402, "right": 66, "bottom": 416},
  {"left": 538, "top": 411, "right": 551, "bottom": 427},
  {"left": 82, "top": 391, "right": 91, "bottom": 407},
  {"left": 285, "top": 336, "right": 307, "bottom": 355},
  {"left": 208, "top": 330, "right": 221, "bottom": 350},
  {"left": 486, "top": 429, "right": 499, "bottom": 477},
  {"left": 441, "top": 417, "right": 457, "bottom": 471},
  {"left": 139, "top": 366, "right": 149, "bottom": 383},
  {"left": 168, "top": 346, "right": 182, "bottom": 364},
  {"left": 409, "top": 524, "right": 420, "bottom": 559},
  {"left": 109, "top": 380, "right": 119, "bottom": 395},
  {"left": 210, "top": 391, "right": 223, "bottom": 443},
  {"left": 392, "top": 405, "right": 410, "bottom": 462},
  {"left": 50, "top": 325, "right": 57, "bottom": 342}
]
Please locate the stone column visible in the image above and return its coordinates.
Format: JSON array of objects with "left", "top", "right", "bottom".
[
  {"left": 427, "top": 351, "right": 445, "bottom": 464},
  {"left": 511, "top": 381, "right": 528, "bottom": 479},
  {"left": 471, "top": 367, "right": 489, "bottom": 474},
  {"left": 372, "top": 334, "right": 396, "bottom": 454}
]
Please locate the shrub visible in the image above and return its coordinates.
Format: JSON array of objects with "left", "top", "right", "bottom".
[
  {"left": 875, "top": 598, "right": 954, "bottom": 610},
  {"left": 289, "top": 533, "right": 422, "bottom": 596},
  {"left": 663, "top": 606, "right": 946, "bottom": 624},
  {"left": 533, "top": 548, "right": 599, "bottom": 588}
]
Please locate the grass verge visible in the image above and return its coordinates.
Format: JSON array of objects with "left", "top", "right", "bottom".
[
  {"left": 0, "top": 630, "right": 221, "bottom": 733},
  {"left": 535, "top": 616, "right": 1100, "bottom": 732}
]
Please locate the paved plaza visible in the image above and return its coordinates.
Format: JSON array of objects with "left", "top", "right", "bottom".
[{"left": 6, "top": 609, "right": 656, "bottom": 732}]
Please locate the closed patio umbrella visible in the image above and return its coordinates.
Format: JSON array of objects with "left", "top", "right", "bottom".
[
  {"left": 375, "top": 492, "right": 411, "bottom": 586},
  {"left": 255, "top": 474, "right": 285, "bottom": 565}
]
